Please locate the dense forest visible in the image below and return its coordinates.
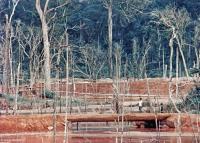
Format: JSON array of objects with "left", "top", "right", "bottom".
[{"left": 1, "top": 0, "right": 200, "bottom": 89}]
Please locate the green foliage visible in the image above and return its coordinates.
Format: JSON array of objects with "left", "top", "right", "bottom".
[
  {"left": 2, "top": 94, "right": 31, "bottom": 107},
  {"left": 2, "top": 94, "right": 15, "bottom": 102},
  {"left": 184, "top": 86, "right": 200, "bottom": 112},
  {"left": 44, "top": 90, "right": 56, "bottom": 99},
  {"left": 190, "top": 68, "right": 200, "bottom": 75},
  {"left": 1, "top": 0, "right": 200, "bottom": 81},
  {"left": 147, "top": 69, "right": 163, "bottom": 78}
]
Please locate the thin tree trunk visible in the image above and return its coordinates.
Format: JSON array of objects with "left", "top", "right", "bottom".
[
  {"left": 169, "top": 33, "right": 174, "bottom": 80},
  {"left": 56, "top": 49, "right": 61, "bottom": 79},
  {"left": 145, "top": 73, "right": 153, "bottom": 112},
  {"left": 63, "top": 32, "right": 69, "bottom": 143},
  {"left": 175, "top": 36, "right": 189, "bottom": 77},
  {"left": 29, "top": 61, "right": 35, "bottom": 88},
  {"left": 108, "top": 0, "right": 113, "bottom": 78},
  {"left": 3, "top": 0, "right": 20, "bottom": 93},
  {"left": 113, "top": 47, "right": 121, "bottom": 114},
  {"left": 9, "top": 29, "right": 14, "bottom": 87},
  {"left": 53, "top": 89, "right": 57, "bottom": 143},
  {"left": 176, "top": 47, "right": 179, "bottom": 97},
  {"left": 163, "top": 46, "right": 165, "bottom": 78},
  {"left": 194, "top": 46, "right": 199, "bottom": 78},
  {"left": 14, "top": 63, "right": 20, "bottom": 115}
]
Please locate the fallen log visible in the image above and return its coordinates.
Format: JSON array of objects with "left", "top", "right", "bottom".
[{"left": 66, "top": 113, "right": 171, "bottom": 122}]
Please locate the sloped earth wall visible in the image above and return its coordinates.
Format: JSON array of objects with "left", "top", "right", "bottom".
[
  {"left": 4, "top": 78, "right": 195, "bottom": 98},
  {"left": 0, "top": 113, "right": 199, "bottom": 133}
]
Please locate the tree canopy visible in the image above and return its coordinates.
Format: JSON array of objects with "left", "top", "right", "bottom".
[{"left": 0, "top": 0, "right": 200, "bottom": 84}]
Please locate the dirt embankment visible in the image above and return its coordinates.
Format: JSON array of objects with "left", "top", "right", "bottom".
[
  {"left": 4, "top": 78, "right": 195, "bottom": 98},
  {"left": 0, "top": 114, "right": 65, "bottom": 133},
  {"left": 0, "top": 113, "right": 199, "bottom": 133}
]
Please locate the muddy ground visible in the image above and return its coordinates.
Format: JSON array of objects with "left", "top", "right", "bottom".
[{"left": 0, "top": 78, "right": 199, "bottom": 143}]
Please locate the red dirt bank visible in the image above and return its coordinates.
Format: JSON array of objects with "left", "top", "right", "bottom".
[
  {"left": 0, "top": 113, "right": 199, "bottom": 133},
  {"left": 4, "top": 78, "right": 195, "bottom": 97}
]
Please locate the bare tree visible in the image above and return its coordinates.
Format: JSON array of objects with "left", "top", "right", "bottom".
[
  {"left": 35, "top": 0, "right": 69, "bottom": 89},
  {"left": 103, "top": 0, "right": 113, "bottom": 78},
  {"left": 113, "top": 43, "right": 122, "bottom": 114},
  {"left": 2, "top": 0, "right": 20, "bottom": 93},
  {"left": 108, "top": 0, "right": 113, "bottom": 78},
  {"left": 14, "top": 63, "right": 20, "bottom": 114},
  {"left": 63, "top": 31, "right": 69, "bottom": 143},
  {"left": 152, "top": 6, "right": 191, "bottom": 78},
  {"left": 152, "top": 7, "right": 190, "bottom": 143},
  {"left": 103, "top": 0, "right": 151, "bottom": 78},
  {"left": 0, "top": 23, "right": 4, "bottom": 84},
  {"left": 74, "top": 44, "right": 107, "bottom": 80},
  {"left": 16, "top": 24, "right": 42, "bottom": 87}
]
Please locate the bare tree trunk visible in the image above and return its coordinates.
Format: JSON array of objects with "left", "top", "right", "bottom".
[
  {"left": 114, "top": 45, "right": 121, "bottom": 143},
  {"left": 169, "top": 32, "right": 182, "bottom": 143},
  {"left": 30, "top": 61, "right": 35, "bottom": 88},
  {"left": 195, "top": 46, "right": 199, "bottom": 69},
  {"left": 35, "top": 0, "right": 51, "bottom": 90},
  {"left": 157, "top": 30, "right": 162, "bottom": 74},
  {"left": 108, "top": 0, "right": 113, "bottom": 77},
  {"left": 145, "top": 73, "right": 153, "bottom": 112},
  {"left": 3, "top": 0, "right": 20, "bottom": 93},
  {"left": 163, "top": 46, "right": 165, "bottom": 78},
  {"left": 113, "top": 46, "right": 121, "bottom": 114},
  {"left": 42, "top": 20, "right": 51, "bottom": 89},
  {"left": 56, "top": 49, "right": 61, "bottom": 79},
  {"left": 194, "top": 46, "right": 200, "bottom": 78},
  {"left": 176, "top": 47, "right": 179, "bottom": 97},
  {"left": 53, "top": 90, "right": 57, "bottom": 143},
  {"left": 14, "top": 63, "right": 20, "bottom": 115},
  {"left": 169, "top": 32, "right": 175, "bottom": 80},
  {"left": 179, "top": 46, "right": 189, "bottom": 77},
  {"left": 64, "top": 32, "right": 69, "bottom": 143},
  {"left": 3, "top": 15, "right": 11, "bottom": 94},
  {"left": 163, "top": 65, "right": 167, "bottom": 79},
  {"left": 175, "top": 36, "right": 189, "bottom": 78}
]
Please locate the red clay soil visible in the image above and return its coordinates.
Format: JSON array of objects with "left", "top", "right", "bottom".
[
  {"left": 5, "top": 78, "right": 196, "bottom": 98},
  {"left": 0, "top": 113, "right": 169, "bottom": 133},
  {"left": 0, "top": 113, "right": 199, "bottom": 133},
  {"left": 40, "top": 78, "right": 195, "bottom": 96},
  {"left": 166, "top": 114, "right": 200, "bottom": 128},
  {"left": 0, "top": 135, "right": 195, "bottom": 143},
  {"left": 0, "top": 114, "right": 65, "bottom": 133}
]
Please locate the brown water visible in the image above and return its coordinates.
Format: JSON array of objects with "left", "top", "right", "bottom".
[{"left": 0, "top": 134, "right": 198, "bottom": 143}]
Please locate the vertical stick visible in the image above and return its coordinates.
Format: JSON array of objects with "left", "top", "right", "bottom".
[
  {"left": 108, "top": 0, "right": 113, "bottom": 77},
  {"left": 64, "top": 32, "right": 69, "bottom": 143},
  {"left": 14, "top": 63, "right": 20, "bottom": 115},
  {"left": 176, "top": 47, "right": 179, "bottom": 98}
]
